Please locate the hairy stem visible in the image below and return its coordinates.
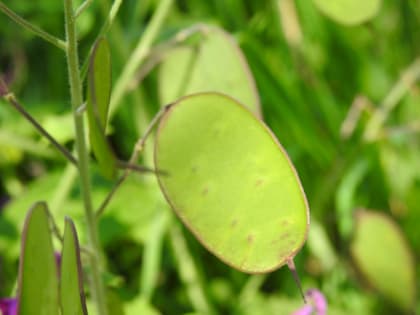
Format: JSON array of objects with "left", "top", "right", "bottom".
[
  {"left": 63, "top": 0, "right": 108, "bottom": 314},
  {"left": 0, "top": 1, "right": 66, "bottom": 50}
]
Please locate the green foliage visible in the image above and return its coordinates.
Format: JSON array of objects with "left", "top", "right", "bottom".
[
  {"left": 158, "top": 25, "right": 261, "bottom": 116},
  {"left": 155, "top": 93, "right": 308, "bottom": 273},
  {"left": 86, "top": 38, "right": 117, "bottom": 180},
  {"left": 61, "top": 217, "right": 88, "bottom": 315},
  {"left": 16, "top": 202, "right": 59, "bottom": 315},
  {"left": 0, "top": 0, "right": 419, "bottom": 314},
  {"left": 14, "top": 202, "right": 89, "bottom": 315},
  {"left": 0, "top": 171, "right": 163, "bottom": 258},
  {"left": 311, "top": 0, "right": 382, "bottom": 25}
]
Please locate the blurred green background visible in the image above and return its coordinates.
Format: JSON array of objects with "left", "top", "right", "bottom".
[{"left": 0, "top": 0, "right": 419, "bottom": 314}]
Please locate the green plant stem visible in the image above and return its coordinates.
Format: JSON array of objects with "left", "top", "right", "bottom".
[
  {"left": 363, "top": 57, "right": 420, "bottom": 141},
  {"left": 237, "top": 274, "right": 267, "bottom": 312},
  {"left": 169, "top": 221, "right": 215, "bottom": 315},
  {"left": 0, "top": 1, "right": 66, "bottom": 50},
  {"left": 287, "top": 259, "right": 306, "bottom": 303},
  {"left": 140, "top": 210, "right": 170, "bottom": 301},
  {"left": 109, "top": 0, "right": 173, "bottom": 116},
  {"left": 63, "top": 0, "right": 108, "bottom": 314}
]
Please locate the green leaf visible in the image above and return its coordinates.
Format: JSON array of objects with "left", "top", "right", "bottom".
[
  {"left": 60, "top": 217, "right": 88, "bottom": 315},
  {"left": 0, "top": 170, "right": 163, "bottom": 262},
  {"left": 350, "top": 209, "right": 416, "bottom": 311},
  {"left": 159, "top": 25, "right": 261, "bottom": 116},
  {"left": 87, "top": 37, "right": 117, "bottom": 179},
  {"left": 312, "top": 0, "right": 382, "bottom": 25},
  {"left": 16, "top": 202, "right": 59, "bottom": 315},
  {"left": 154, "top": 92, "right": 309, "bottom": 273}
]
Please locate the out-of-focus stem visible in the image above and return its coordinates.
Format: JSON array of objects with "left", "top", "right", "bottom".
[
  {"left": 0, "top": 1, "right": 66, "bottom": 50},
  {"left": 364, "top": 57, "right": 420, "bottom": 141},
  {"left": 110, "top": 0, "right": 173, "bottom": 116}
]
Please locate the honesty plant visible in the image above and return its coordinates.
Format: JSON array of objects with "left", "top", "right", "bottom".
[{"left": 0, "top": 1, "right": 317, "bottom": 314}]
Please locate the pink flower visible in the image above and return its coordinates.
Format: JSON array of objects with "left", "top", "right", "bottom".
[
  {"left": 291, "top": 304, "right": 313, "bottom": 315},
  {"left": 290, "top": 289, "right": 327, "bottom": 315}
]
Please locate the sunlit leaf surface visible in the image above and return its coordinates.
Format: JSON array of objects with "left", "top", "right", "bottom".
[
  {"left": 155, "top": 92, "right": 309, "bottom": 273},
  {"left": 16, "top": 202, "right": 59, "bottom": 315}
]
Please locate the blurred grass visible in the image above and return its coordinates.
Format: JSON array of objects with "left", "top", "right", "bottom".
[{"left": 0, "top": 0, "right": 419, "bottom": 314}]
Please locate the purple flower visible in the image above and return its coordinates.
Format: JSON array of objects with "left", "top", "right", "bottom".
[
  {"left": 0, "top": 298, "right": 17, "bottom": 315},
  {"left": 290, "top": 289, "right": 327, "bottom": 315},
  {"left": 55, "top": 252, "right": 62, "bottom": 278}
]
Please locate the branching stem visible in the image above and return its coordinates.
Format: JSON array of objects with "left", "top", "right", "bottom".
[{"left": 96, "top": 104, "right": 172, "bottom": 218}]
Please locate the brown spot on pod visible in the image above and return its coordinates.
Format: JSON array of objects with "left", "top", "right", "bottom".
[
  {"left": 281, "top": 232, "right": 290, "bottom": 240},
  {"left": 255, "top": 179, "right": 264, "bottom": 187}
]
